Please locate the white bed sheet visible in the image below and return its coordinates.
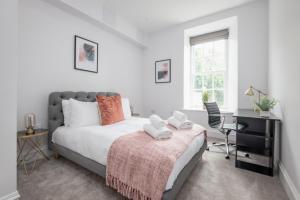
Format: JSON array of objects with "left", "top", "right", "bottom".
[{"left": 52, "top": 117, "right": 205, "bottom": 190}]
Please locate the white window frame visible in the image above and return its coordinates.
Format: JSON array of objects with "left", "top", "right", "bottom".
[{"left": 183, "top": 17, "right": 238, "bottom": 112}]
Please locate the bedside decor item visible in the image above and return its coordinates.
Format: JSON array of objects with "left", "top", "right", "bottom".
[
  {"left": 130, "top": 105, "right": 140, "bottom": 117},
  {"left": 202, "top": 89, "right": 209, "bottom": 110},
  {"left": 155, "top": 59, "right": 171, "bottom": 83},
  {"left": 74, "top": 35, "right": 98, "bottom": 73},
  {"left": 255, "top": 96, "right": 277, "bottom": 117},
  {"left": 130, "top": 105, "right": 134, "bottom": 115},
  {"left": 25, "top": 113, "right": 36, "bottom": 135}
]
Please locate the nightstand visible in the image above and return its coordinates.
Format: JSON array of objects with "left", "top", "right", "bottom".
[{"left": 17, "top": 129, "right": 49, "bottom": 175}]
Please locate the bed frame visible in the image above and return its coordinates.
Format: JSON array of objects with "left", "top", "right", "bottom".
[{"left": 48, "top": 92, "right": 207, "bottom": 200}]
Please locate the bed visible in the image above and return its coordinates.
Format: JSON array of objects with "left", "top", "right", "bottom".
[{"left": 48, "top": 92, "right": 207, "bottom": 200}]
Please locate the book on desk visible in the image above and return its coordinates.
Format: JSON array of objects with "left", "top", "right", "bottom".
[{"left": 233, "top": 109, "right": 281, "bottom": 176}]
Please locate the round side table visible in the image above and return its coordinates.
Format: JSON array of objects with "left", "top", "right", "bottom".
[{"left": 17, "top": 129, "right": 49, "bottom": 175}]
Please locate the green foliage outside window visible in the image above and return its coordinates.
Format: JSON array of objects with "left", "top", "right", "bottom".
[{"left": 191, "top": 39, "right": 227, "bottom": 109}]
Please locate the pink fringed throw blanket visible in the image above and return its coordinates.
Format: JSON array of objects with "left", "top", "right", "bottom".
[{"left": 106, "top": 124, "right": 207, "bottom": 200}]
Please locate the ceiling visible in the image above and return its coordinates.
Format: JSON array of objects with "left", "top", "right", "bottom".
[{"left": 107, "top": 0, "right": 258, "bottom": 33}]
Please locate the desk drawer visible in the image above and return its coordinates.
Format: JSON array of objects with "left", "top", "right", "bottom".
[{"left": 236, "top": 133, "right": 266, "bottom": 150}]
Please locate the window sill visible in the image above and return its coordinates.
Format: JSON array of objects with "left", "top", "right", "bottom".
[
  {"left": 182, "top": 107, "right": 234, "bottom": 114},
  {"left": 182, "top": 108, "right": 207, "bottom": 112}
]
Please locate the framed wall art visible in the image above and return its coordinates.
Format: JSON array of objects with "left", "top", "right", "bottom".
[
  {"left": 155, "top": 59, "right": 171, "bottom": 83},
  {"left": 74, "top": 35, "right": 98, "bottom": 73}
]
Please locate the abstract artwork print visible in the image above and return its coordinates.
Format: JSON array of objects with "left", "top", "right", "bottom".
[
  {"left": 155, "top": 59, "right": 171, "bottom": 83},
  {"left": 74, "top": 35, "right": 98, "bottom": 73}
]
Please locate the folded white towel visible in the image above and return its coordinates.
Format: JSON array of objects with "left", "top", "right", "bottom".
[
  {"left": 180, "top": 120, "right": 194, "bottom": 129},
  {"left": 149, "top": 114, "right": 165, "bottom": 129},
  {"left": 143, "top": 124, "right": 173, "bottom": 140},
  {"left": 173, "top": 111, "right": 187, "bottom": 122},
  {"left": 167, "top": 116, "right": 194, "bottom": 129}
]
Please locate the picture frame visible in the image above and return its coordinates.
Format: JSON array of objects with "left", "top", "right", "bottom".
[
  {"left": 155, "top": 59, "right": 171, "bottom": 83},
  {"left": 74, "top": 35, "right": 98, "bottom": 73}
]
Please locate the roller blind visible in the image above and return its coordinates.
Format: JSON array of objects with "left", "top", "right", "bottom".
[{"left": 190, "top": 29, "right": 229, "bottom": 46}]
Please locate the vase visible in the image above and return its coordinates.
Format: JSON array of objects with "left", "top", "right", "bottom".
[{"left": 260, "top": 110, "right": 270, "bottom": 117}]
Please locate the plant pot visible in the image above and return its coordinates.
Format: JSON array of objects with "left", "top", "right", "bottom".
[{"left": 260, "top": 110, "right": 270, "bottom": 117}]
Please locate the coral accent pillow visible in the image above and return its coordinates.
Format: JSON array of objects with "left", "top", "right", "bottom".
[{"left": 96, "top": 95, "right": 125, "bottom": 125}]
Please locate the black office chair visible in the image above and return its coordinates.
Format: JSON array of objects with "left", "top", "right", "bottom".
[{"left": 204, "top": 102, "right": 245, "bottom": 159}]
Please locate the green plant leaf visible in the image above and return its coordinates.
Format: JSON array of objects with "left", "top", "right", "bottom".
[
  {"left": 202, "top": 90, "right": 209, "bottom": 103},
  {"left": 255, "top": 96, "right": 277, "bottom": 111}
]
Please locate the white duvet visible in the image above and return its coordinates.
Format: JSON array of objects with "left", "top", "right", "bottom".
[{"left": 52, "top": 117, "right": 205, "bottom": 190}]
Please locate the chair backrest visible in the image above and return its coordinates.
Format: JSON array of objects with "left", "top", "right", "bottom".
[{"left": 204, "top": 102, "right": 221, "bottom": 128}]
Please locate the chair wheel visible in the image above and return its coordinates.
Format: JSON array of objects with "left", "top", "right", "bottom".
[
  {"left": 206, "top": 147, "right": 210, "bottom": 151},
  {"left": 225, "top": 155, "right": 230, "bottom": 159},
  {"left": 245, "top": 153, "right": 250, "bottom": 158},
  {"left": 212, "top": 142, "right": 216, "bottom": 144}
]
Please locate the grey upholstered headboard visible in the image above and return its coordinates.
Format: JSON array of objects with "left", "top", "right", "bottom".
[{"left": 48, "top": 91, "right": 119, "bottom": 150}]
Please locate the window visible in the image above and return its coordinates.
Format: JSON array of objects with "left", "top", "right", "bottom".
[
  {"left": 189, "top": 29, "right": 229, "bottom": 109},
  {"left": 184, "top": 17, "right": 238, "bottom": 112}
]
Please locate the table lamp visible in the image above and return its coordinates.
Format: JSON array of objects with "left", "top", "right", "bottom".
[
  {"left": 245, "top": 85, "right": 267, "bottom": 102},
  {"left": 245, "top": 85, "right": 267, "bottom": 112},
  {"left": 25, "top": 113, "right": 36, "bottom": 135}
]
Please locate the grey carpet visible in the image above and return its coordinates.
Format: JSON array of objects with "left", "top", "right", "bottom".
[{"left": 18, "top": 140, "right": 288, "bottom": 200}]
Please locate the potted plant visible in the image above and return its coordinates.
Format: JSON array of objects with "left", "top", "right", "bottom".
[
  {"left": 255, "top": 96, "right": 277, "bottom": 117},
  {"left": 202, "top": 89, "right": 209, "bottom": 110}
]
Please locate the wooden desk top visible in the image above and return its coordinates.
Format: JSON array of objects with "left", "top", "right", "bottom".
[
  {"left": 17, "top": 129, "right": 48, "bottom": 139},
  {"left": 233, "top": 109, "right": 280, "bottom": 121}
]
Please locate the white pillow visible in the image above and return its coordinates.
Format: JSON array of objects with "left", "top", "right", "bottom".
[
  {"left": 121, "top": 98, "right": 132, "bottom": 119},
  {"left": 69, "top": 99, "right": 100, "bottom": 127},
  {"left": 62, "top": 100, "right": 71, "bottom": 127}
]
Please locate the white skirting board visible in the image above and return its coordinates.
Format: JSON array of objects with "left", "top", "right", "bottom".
[
  {"left": 0, "top": 191, "right": 20, "bottom": 200},
  {"left": 279, "top": 162, "right": 300, "bottom": 200}
]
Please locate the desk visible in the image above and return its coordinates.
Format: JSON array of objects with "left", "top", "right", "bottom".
[{"left": 233, "top": 109, "right": 280, "bottom": 176}]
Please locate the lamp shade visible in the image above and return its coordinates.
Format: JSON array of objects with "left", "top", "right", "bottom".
[
  {"left": 25, "top": 113, "right": 36, "bottom": 129},
  {"left": 245, "top": 86, "right": 254, "bottom": 96}
]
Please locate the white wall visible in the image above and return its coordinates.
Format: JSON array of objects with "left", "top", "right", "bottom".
[
  {"left": 0, "top": 0, "right": 19, "bottom": 199},
  {"left": 47, "top": 0, "right": 148, "bottom": 47},
  {"left": 269, "top": 0, "right": 300, "bottom": 199},
  {"left": 18, "top": 0, "right": 144, "bottom": 130},
  {"left": 142, "top": 0, "right": 268, "bottom": 134}
]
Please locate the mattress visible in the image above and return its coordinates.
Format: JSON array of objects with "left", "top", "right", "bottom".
[{"left": 52, "top": 117, "right": 205, "bottom": 190}]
